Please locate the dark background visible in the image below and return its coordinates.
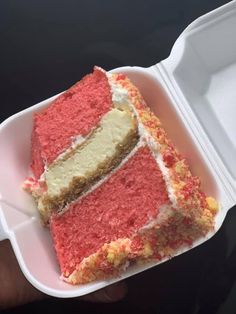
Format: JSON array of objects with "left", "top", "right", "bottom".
[{"left": 1, "top": 1, "right": 236, "bottom": 313}]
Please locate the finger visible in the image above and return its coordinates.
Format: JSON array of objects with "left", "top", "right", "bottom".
[
  {"left": 0, "top": 240, "right": 127, "bottom": 308},
  {"left": 81, "top": 281, "right": 127, "bottom": 303},
  {"left": 0, "top": 240, "right": 44, "bottom": 309}
]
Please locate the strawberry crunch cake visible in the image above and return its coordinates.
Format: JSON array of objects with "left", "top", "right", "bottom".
[{"left": 24, "top": 67, "right": 218, "bottom": 285}]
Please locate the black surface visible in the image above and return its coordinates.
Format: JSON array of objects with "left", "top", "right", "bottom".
[{"left": 1, "top": 1, "right": 236, "bottom": 313}]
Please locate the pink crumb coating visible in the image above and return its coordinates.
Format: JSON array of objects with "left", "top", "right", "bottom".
[
  {"left": 31, "top": 67, "right": 112, "bottom": 179},
  {"left": 50, "top": 146, "right": 171, "bottom": 277}
]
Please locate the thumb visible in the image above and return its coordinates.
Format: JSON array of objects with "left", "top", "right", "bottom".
[{"left": 81, "top": 281, "right": 127, "bottom": 303}]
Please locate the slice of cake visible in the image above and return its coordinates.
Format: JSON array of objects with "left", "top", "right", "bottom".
[{"left": 24, "top": 67, "right": 218, "bottom": 285}]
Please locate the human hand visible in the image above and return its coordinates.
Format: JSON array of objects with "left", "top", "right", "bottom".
[{"left": 0, "top": 240, "right": 127, "bottom": 309}]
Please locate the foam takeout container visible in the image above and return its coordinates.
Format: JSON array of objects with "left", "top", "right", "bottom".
[{"left": 0, "top": 1, "right": 236, "bottom": 298}]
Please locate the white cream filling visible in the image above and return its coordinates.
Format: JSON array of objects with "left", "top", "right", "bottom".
[
  {"left": 108, "top": 75, "right": 177, "bottom": 208},
  {"left": 44, "top": 108, "right": 136, "bottom": 197},
  {"left": 39, "top": 135, "right": 89, "bottom": 185}
]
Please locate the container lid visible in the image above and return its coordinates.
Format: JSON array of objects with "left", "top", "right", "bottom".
[{"left": 160, "top": 1, "right": 236, "bottom": 204}]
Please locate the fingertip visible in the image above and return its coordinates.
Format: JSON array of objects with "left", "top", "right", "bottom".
[
  {"left": 103, "top": 282, "right": 127, "bottom": 302},
  {"left": 81, "top": 282, "right": 127, "bottom": 303}
]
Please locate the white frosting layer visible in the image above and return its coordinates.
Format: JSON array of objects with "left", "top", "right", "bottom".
[
  {"left": 139, "top": 204, "right": 173, "bottom": 232},
  {"left": 108, "top": 75, "right": 177, "bottom": 208}
]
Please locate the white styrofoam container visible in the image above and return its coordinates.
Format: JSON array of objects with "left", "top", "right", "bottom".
[{"left": 0, "top": 0, "right": 236, "bottom": 298}]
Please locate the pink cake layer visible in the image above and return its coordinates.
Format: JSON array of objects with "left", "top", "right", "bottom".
[
  {"left": 50, "top": 146, "right": 171, "bottom": 277},
  {"left": 31, "top": 68, "right": 112, "bottom": 179}
]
